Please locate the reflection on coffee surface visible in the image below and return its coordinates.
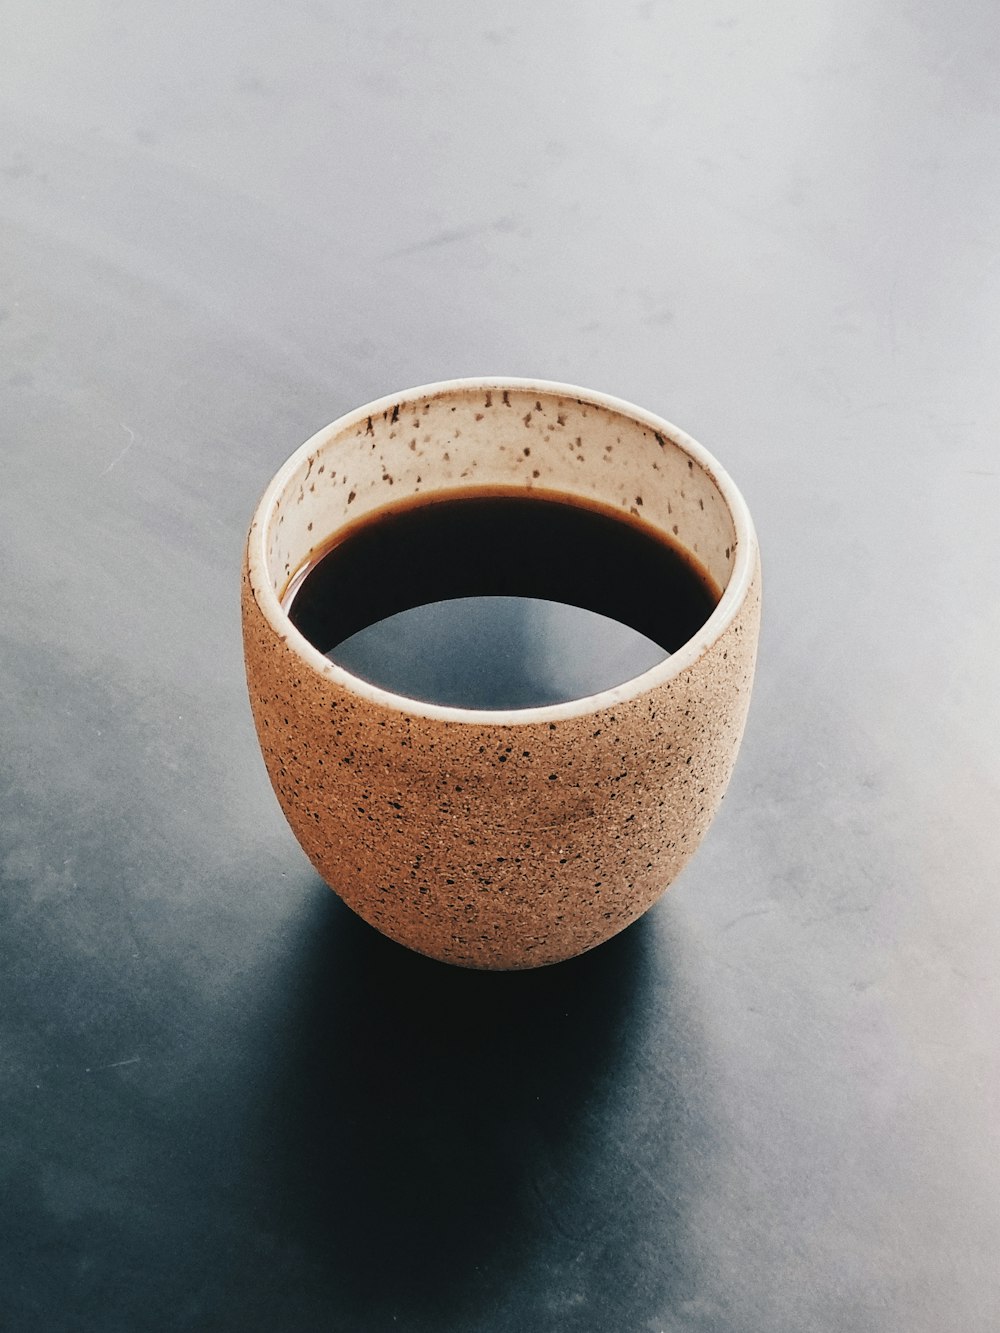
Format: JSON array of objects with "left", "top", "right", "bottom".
[{"left": 283, "top": 490, "right": 720, "bottom": 709}]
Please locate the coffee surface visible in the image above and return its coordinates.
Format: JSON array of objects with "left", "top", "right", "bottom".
[{"left": 283, "top": 491, "right": 720, "bottom": 708}]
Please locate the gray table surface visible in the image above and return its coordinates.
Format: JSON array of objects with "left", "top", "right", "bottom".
[{"left": 3, "top": 3, "right": 999, "bottom": 1330}]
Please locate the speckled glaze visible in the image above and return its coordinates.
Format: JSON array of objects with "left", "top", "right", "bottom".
[{"left": 242, "top": 379, "right": 761, "bottom": 969}]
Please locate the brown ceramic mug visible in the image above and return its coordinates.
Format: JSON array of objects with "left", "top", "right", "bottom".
[{"left": 242, "top": 379, "right": 761, "bottom": 969}]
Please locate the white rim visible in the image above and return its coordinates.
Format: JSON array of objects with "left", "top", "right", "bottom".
[{"left": 246, "top": 377, "right": 758, "bottom": 724}]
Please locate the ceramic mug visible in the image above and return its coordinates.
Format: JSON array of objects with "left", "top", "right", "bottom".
[{"left": 242, "top": 379, "right": 761, "bottom": 969}]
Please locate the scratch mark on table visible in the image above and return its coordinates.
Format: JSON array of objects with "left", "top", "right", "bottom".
[{"left": 102, "top": 423, "right": 137, "bottom": 475}]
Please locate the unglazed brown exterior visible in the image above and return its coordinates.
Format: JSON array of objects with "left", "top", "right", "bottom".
[{"left": 242, "top": 380, "right": 761, "bottom": 969}]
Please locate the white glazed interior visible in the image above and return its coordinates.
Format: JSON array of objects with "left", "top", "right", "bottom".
[{"left": 246, "top": 378, "right": 757, "bottom": 722}]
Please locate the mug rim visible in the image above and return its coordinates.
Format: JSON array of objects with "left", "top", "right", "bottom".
[{"left": 245, "top": 377, "right": 759, "bottom": 725}]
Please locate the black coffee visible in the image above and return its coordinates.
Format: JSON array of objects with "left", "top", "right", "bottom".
[{"left": 283, "top": 490, "right": 720, "bottom": 709}]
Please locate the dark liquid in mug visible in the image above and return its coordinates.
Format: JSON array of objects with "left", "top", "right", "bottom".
[{"left": 283, "top": 491, "right": 720, "bottom": 709}]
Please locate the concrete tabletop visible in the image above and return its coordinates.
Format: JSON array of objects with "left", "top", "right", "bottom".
[{"left": 2, "top": 3, "right": 998, "bottom": 1330}]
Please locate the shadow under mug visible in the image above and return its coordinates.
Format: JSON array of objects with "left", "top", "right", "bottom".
[{"left": 242, "top": 379, "right": 761, "bottom": 969}]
